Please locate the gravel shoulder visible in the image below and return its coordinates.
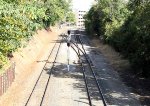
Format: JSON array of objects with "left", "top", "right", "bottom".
[
  {"left": 91, "top": 36, "right": 150, "bottom": 105},
  {"left": 80, "top": 34, "right": 141, "bottom": 105}
]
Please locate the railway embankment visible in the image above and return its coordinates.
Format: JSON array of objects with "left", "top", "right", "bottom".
[{"left": 0, "top": 28, "right": 61, "bottom": 105}]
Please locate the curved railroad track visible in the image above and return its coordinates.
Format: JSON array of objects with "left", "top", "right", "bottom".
[
  {"left": 70, "top": 30, "right": 107, "bottom": 106},
  {"left": 24, "top": 31, "right": 107, "bottom": 106}
]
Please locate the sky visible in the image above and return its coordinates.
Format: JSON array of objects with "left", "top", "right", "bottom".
[
  {"left": 71, "top": 0, "right": 129, "bottom": 11},
  {"left": 72, "top": 0, "right": 95, "bottom": 11}
]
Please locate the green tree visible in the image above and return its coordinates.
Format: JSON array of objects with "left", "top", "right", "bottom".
[
  {"left": 85, "top": 0, "right": 150, "bottom": 76},
  {"left": 0, "top": 0, "right": 73, "bottom": 72}
]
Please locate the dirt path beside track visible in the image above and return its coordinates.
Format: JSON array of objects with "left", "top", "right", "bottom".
[
  {"left": 0, "top": 28, "right": 65, "bottom": 106},
  {"left": 91, "top": 37, "right": 150, "bottom": 106}
]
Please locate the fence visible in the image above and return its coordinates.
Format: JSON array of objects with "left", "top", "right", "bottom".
[{"left": 0, "top": 63, "right": 15, "bottom": 96}]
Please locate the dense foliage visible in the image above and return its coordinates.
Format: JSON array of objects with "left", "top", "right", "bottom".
[
  {"left": 85, "top": 0, "right": 129, "bottom": 38},
  {"left": 0, "top": 0, "right": 74, "bottom": 71},
  {"left": 84, "top": 0, "right": 150, "bottom": 76}
]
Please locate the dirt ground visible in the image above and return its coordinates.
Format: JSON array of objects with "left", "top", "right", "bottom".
[
  {"left": 0, "top": 27, "right": 65, "bottom": 106},
  {"left": 91, "top": 37, "right": 150, "bottom": 105}
]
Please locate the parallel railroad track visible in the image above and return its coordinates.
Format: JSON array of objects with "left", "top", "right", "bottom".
[
  {"left": 25, "top": 37, "right": 62, "bottom": 106},
  {"left": 25, "top": 30, "right": 107, "bottom": 106}
]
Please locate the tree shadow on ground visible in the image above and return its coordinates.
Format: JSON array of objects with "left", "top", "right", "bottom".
[
  {"left": 79, "top": 30, "right": 150, "bottom": 105},
  {"left": 119, "top": 69, "right": 150, "bottom": 105},
  {"left": 46, "top": 62, "right": 102, "bottom": 105},
  {"left": 41, "top": 32, "right": 149, "bottom": 105}
]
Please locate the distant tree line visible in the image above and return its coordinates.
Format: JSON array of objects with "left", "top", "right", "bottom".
[{"left": 84, "top": 0, "right": 150, "bottom": 76}]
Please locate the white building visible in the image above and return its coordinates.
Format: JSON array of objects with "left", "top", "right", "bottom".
[
  {"left": 75, "top": 10, "right": 87, "bottom": 28},
  {"left": 72, "top": 0, "right": 97, "bottom": 28}
]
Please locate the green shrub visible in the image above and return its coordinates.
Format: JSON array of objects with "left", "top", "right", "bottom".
[
  {"left": 0, "top": 0, "right": 73, "bottom": 72},
  {"left": 84, "top": 0, "right": 129, "bottom": 39},
  {"left": 85, "top": 0, "right": 150, "bottom": 76},
  {"left": 109, "top": 4, "right": 150, "bottom": 76}
]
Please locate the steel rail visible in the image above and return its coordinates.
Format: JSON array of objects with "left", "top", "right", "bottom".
[
  {"left": 72, "top": 35, "right": 92, "bottom": 106},
  {"left": 77, "top": 34, "right": 107, "bottom": 106},
  {"left": 25, "top": 37, "right": 61, "bottom": 106},
  {"left": 40, "top": 39, "right": 62, "bottom": 106}
]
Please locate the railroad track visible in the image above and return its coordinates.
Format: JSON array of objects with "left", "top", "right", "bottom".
[
  {"left": 25, "top": 36, "right": 62, "bottom": 106},
  {"left": 24, "top": 30, "right": 106, "bottom": 106},
  {"left": 70, "top": 30, "right": 107, "bottom": 106}
]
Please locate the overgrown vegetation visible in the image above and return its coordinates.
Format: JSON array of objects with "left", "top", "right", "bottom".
[
  {"left": 0, "top": 0, "right": 74, "bottom": 72},
  {"left": 84, "top": 0, "right": 150, "bottom": 76}
]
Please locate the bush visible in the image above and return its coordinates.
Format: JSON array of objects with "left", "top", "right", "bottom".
[
  {"left": 85, "top": 0, "right": 150, "bottom": 76},
  {"left": 108, "top": 4, "right": 150, "bottom": 76},
  {"left": 84, "top": 0, "right": 129, "bottom": 39},
  {"left": 0, "top": 0, "right": 73, "bottom": 71}
]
